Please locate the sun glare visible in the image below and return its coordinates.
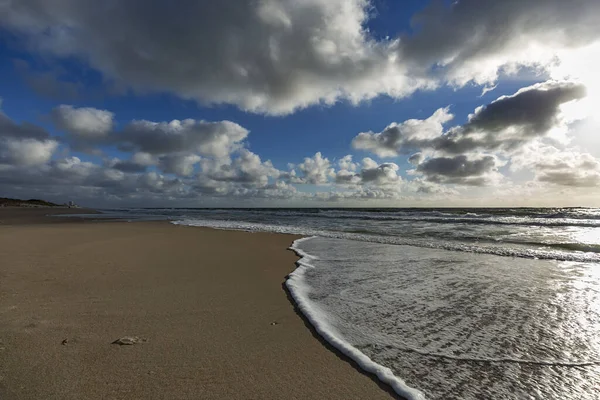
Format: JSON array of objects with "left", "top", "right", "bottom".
[{"left": 552, "top": 43, "right": 600, "bottom": 122}]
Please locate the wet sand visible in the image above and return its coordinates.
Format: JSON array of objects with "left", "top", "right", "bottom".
[{"left": 0, "top": 210, "right": 398, "bottom": 399}]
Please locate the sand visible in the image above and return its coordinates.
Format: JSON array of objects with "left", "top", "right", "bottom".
[{"left": 0, "top": 210, "right": 399, "bottom": 399}]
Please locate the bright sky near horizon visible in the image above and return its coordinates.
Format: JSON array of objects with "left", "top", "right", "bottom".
[{"left": 1, "top": 0, "right": 599, "bottom": 207}]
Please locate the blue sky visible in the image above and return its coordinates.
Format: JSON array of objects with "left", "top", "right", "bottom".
[{"left": 0, "top": 0, "right": 599, "bottom": 207}]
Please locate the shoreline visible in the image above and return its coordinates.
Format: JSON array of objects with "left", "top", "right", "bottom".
[{"left": 0, "top": 209, "right": 400, "bottom": 399}]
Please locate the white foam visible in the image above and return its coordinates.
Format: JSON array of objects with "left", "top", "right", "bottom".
[
  {"left": 286, "top": 237, "right": 427, "bottom": 400},
  {"left": 172, "top": 218, "right": 600, "bottom": 263}
]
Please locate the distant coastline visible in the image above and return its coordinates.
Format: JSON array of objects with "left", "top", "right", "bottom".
[{"left": 0, "top": 197, "right": 78, "bottom": 208}]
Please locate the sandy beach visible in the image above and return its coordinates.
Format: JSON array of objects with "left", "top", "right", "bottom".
[{"left": 0, "top": 209, "right": 398, "bottom": 399}]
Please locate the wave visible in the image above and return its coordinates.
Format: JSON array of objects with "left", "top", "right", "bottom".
[
  {"left": 377, "top": 344, "right": 600, "bottom": 368},
  {"left": 172, "top": 219, "right": 600, "bottom": 263},
  {"left": 213, "top": 208, "right": 600, "bottom": 228},
  {"left": 303, "top": 212, "right": 600, "bottom": 228},
  {"left": 286, "top": 237, "right": 426, "bottom": 400}
]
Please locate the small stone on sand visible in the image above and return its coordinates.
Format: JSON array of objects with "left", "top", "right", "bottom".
[{"left": 112, "top": 336, "right": 147, "bottom": 345}]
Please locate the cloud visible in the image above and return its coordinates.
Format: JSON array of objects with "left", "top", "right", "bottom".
[
  {"left": 353, "top": 81, "right": 586, "bottom": 157},
  {"left": 335, "top": 156, "right": 402, "bottom": 193},
  {"left": 50, "top": 106, "right": 249, "bottom": 160},
  {"left": 352, "top": 107, "right": 453, "bottom": 157},
  {"left": 52, "top": 105, "right": 114, "bottom": 138},
  {"left": 337, "top": 155, "right": 358, "bottom": 172},
  {"left": 200, "top": 149, "right": 280, "bottom": 187},
  {"left": 513, "top": 144, "right": 600, "bottom": 187},
  {"left": 413, "top": 155, "right": 500, "bottom": 186},
  {"left": 408, "top": 152, "right": 424, "bottom": 165},
  {"left": 118, "top": 119, "right": 248, "bottom": 158},
  {"left": 2, "top": 0, "right": 600, "bottom": 115},
  {"left": 458, "top": 80, "right": 586, "bottom": 139},
  {"left": 108, "top": 159, "right": 148, "bottom": 174},
  {"left": 0, "top": 137, "right": 58, "bottom": 166},
  {"left": 0, "top": 105, "right": 58, "bottom": 167},
  {"left": 159, "top": 154, "right": 201, "bottom": 177},
  {"left": 0, "top": 110, "right": 51, "bottom": 141},
  {"left": 294, "top": 152, "right": 336, "bottom": 184},
  {"left": 401, "top": 0, "right": 600, "bottom": 85},
  {"left": 0, "top": 0, "right": 430, "bottom": 115}
]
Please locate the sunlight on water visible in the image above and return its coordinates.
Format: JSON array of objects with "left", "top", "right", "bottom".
[
  {"left": 572, "top": 228, "right": 600, "bottom": 245},
  {"left": 296, "top": 237, "right": 600, "bottom": 399}
]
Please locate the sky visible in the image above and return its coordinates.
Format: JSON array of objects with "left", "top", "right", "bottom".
[{"left": 0, "top": 0, "right": 599, "bottom": 207}]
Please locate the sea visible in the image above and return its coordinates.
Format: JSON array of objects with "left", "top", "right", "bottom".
[{"left": 66, "top": 207, "right": 600, "bottom": 399}]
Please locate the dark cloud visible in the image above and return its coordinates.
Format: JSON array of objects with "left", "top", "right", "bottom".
[
  {"left": 408, "top": 152, "right": 424, "bottom": 165},
  {"left": 415, "top": 155, "right": 498, "bottom": 186},
  {"left": 359, "top": 162, "right": 400, "bottom": 184},
  {"left": 458, "top": 81, "right": 586, "bottom": 139},
  {"left": 0, "top": 107, "right": 58, "bottom": 167},
  {"left": 353, "top": 81, "right": 586, "bottom": 157},
  {"left": 110, "top": 160, "right": 148, "bottom": 174},
  {"left": 117, "top": 119, "right": 248, "bottom": 158},
  {"left": 158, "top": 154, "right": 201, "bottom": 177},
  {"left": 0, "top": 110, "right": 51, "bottom": 141}
]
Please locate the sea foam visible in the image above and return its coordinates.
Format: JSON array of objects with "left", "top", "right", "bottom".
[
  {"left": 286, "top": 237, "right": 426, "bottom": 400},
  {"left": 172, "top": 218, "right": 600, "bottom": 263}
]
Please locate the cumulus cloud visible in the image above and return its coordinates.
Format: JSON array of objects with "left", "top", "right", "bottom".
[
  {"left": 335, "top": 156, "right": 402, "bottom": 193},
  {"left": 51, "top": 105, "right": 114, "bottom": 138},
  {"left": 50, "top": 106, "right": 249, "bottom": 160},
  {"left": 0, "top": 106, "right": 58, "bottom": 167},
  {"left": 3, "top": 0, "right": 599, "bottom": 114},
  {"left": 352, "top": 107, "right": 453, "bottom": 157},
  {"left": 0, "top": 0, "right": 429, "bottom": 115},
  {"left": 200, "top": 149, "right": 280, "bottom": 187},
  {"left": 294, "top": 152, "right": 336, "bottom": 184},
  {"left": 159, "top": 154, "right": 201, "bottom": 177},
  {"left": 0, "top": 137, "right": 58, "bottom": 166},
  {"left": 118, "top": 119, "right": 248, "bottom": 159},
  {"left": 413, "top": 155, "right": 500, "bottom": 186},
  {"left": 353, "top": 81, "right": 586, "bottom": 157},
  {"left": 401, "top": 0, "right": 600, "bottom": 85},
  {"left": 512, "top": 144, "right": 600, "bottom": 187}
]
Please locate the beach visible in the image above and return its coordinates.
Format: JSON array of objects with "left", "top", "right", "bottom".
[{"left": 0, "top": 209, "right": 398, "bottom": 400}]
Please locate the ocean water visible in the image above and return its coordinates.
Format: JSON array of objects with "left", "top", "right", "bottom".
[{"left": 77, "top": 208, "right": 600, "bottom": 399}]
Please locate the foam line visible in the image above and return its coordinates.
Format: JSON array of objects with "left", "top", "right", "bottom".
[
  {"left": 286, "top": 237, "right": 427, "bottom": 400},
  {"left": 171, "top": 218, "right": 600, "bottom": 263}
]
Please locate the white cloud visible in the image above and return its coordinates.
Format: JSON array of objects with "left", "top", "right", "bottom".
[
  {"left": 0, "top": 0, "right": 430, "bottom": 115},
  {"left": 0, "top": 137, "right": 58, "bottom": 166},
  {"left": 401, "top": 0, "right": 600, "bottom": 86},
  {"left": 352, "top": 107, "right": 453, "bottom": 157},
  {"left": 3, "top": 0, "right": 599, "bottom": 115},
  {"left": 52, "top": 105, "right": 114, "bottom": 138},
  {"left": 295, "top": 152, "right": 336, "bottom": 184}
]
